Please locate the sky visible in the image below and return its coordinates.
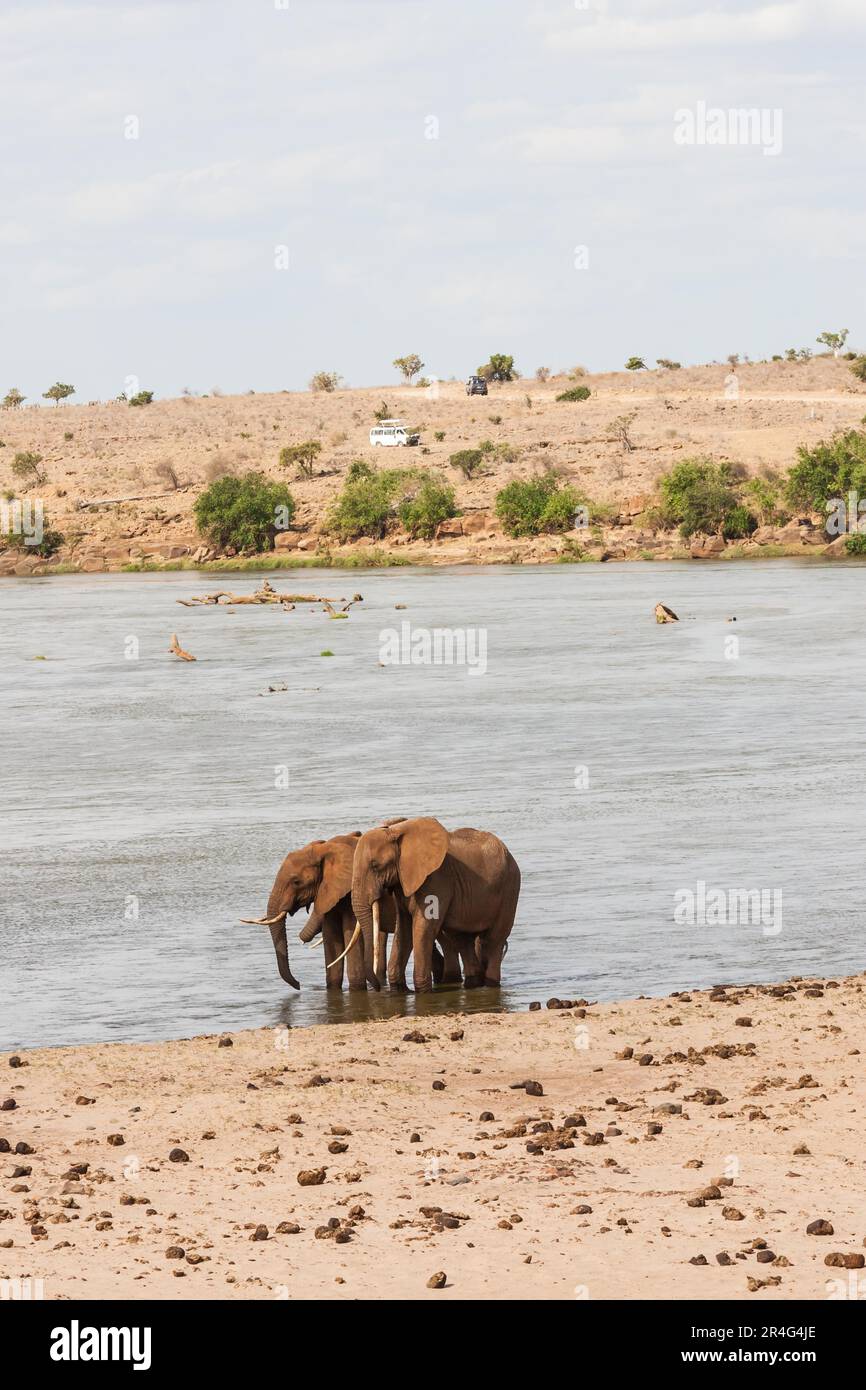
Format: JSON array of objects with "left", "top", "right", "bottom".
[{"left": 1, "top": 0, "right": 864, "bottom": 402}]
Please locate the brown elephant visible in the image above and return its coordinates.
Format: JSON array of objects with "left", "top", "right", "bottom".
[
  {"left": 350, "top": 817, "right": 520, "bottom": 993},
  {"left": 240, "top": 831, "right": 429, "bottom": 992}
]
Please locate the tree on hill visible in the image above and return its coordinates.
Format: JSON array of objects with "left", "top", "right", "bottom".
[
  {"left": 11, "top": 451, "right": 46, "bottom": 486},
  {"left": 279, "top": 440, "right": 322, "bottom": 478},
  {"left": 393, "top": 354, "right": 424, "bottom": 384},
  {"left": 309, "top": 370, "right": 342, "bottom": 393},
  {"left": 816, "top": 329, "right": 849, "bottom": 358},
  {"left": 2, "top": 387, "right": 25, "bottom": 409},
  {"left": 478, "top": 354, "right": 517, "bottom": 383},
  {"left": 194, "top": 472, "right": 295, "bottom": 553},
  {"left": 624, "top": 357, "right": 646, "bottom": 371},
  {"left": 43, "top": 382, "right": 75, "bottom": 406}
]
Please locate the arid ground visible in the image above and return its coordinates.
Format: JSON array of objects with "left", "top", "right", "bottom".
[
  {"left": 4, "top": 974, "right": 865, "bottom": 1301},
  {"left": 3, "top": 357, "right": 864, "bottom": 574}
]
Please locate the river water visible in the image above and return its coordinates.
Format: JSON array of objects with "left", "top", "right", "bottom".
[{"left": 2, "top": 560, "right": 864, "bottom": 1050}]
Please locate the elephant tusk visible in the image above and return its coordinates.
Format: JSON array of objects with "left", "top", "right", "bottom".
[
  {"left": 325, "top": 921, "right": 361, "bottom": 970},
  {"left": 304, "top": 937, "right": 325, "bottom": 949},
  {"left": 239, "top": 913, "right": 286, "bottom": 926},
  {"left": 372, "top": 900, "right": 381, "bottom": 978}
]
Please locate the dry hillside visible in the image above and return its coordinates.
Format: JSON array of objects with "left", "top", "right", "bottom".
[{"left": 2, "top": 357, "right": 864, "bottom": 574}]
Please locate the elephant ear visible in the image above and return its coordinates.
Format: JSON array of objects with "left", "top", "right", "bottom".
[
  {"left": 393, "top": 817, "right": 449, "bottom": 897},
  {"left": 313, "top": 836, "right": 356, "bottom": 916}
]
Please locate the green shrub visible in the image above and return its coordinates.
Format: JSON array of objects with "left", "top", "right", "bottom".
[
  {"left": 279, "top": 440, "right": 322, "bottom": 477},
  {"left": 844, "top": 533, "right": 866, "bottom": 555},
  {"left": 659, "top": 457, "right": 743, "bottom": 538},
  {"left": 556, "top": 385, "right": 591, "bottom": 402},
  {"left": 433, "top": 430, "right": 445, "bottom": 442},
  {"left": 11, "top": 451, "right": 45, "bottom": 485},
  {"left": 309, "top": 370, "right": 342, "bottom": 393},
  {"left": 2, "top": 388, "right": 25, "bottom": 409},
  {"left": 128, "top": 390, "right": 154, "bottom": 407},
  {"left": 785, "top": 430, "right": 866, "bottom": 513},
  {"left": 194, "top": 472, "right": 295, "bottom": 552},
  {"left": 449, "top": 449, "right": 484, "bottom": 478},
  {"left": 721, "top": 504, "right": 758, "bottom": 540},
  {"left": 849, "top": 357, "right": 866, "bottom": 383},
  {"left": 397, "top": 475, "right": 457, "bottom": 538},
  {"left": 326, "top": 465, "right": 405, "bottom": 541},
  {"left": 495, "top": 475, "right": 585, "bottom": 537},
  {"left": 743, "top": 476, "right": 787, "bottom": 526},
  {"left": 624, "top": 357, "right": 646, "bottom": 371}
]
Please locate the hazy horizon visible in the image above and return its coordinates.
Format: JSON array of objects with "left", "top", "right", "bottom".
[{"left": 2, "top": 0, "right": 863, "bottom": 402}]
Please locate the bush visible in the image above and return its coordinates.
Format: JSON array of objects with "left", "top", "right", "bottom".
[
  {"left": 449, "top": 449, "right": 484, "bottom": 479},
  {"left": 657, "top": 359, "right": 681, "bottom": 370},
  {"left": 154, "top": 461, "right": 180, "bottom": 489},
  {"left": 785, "top": 430, "right": 866, "bottom": 513},
  {"left": 478, "top": 354, "right": 517, "bottom": 383},
  {"left": 433, "top": 430, "right": 445, "bottom": 442},
  {"left": 721, "top": 504, "right": 758, "bottom": 540},
  {"left": 194, "top": 472, "right": 295, "bottom": 553},
  {"left": 11, "top": 451, "right": 45, "bottom": 485},
  {"left": 3, "top": 388, "right": 25, "bottom": 409},
  {"left": 309, "top": 371, "right": 342, "bottom": 393},
  {"left": 624, "top": 357, "right": 646, "bottom": 371},
  {"left": 743, "top": 476, "right": 787, "bottom": 526},
  {"left": 556, "top": 385, "right": 591, "bottom": 403},
  {"left": 128, "top": 390, "right": 154, "bottom": 407},
  {"left": 397, "top": 475, "right": 457, "bottom": 539},
  {"left": 279, "top": 440, "right": 322, "bottom": 478},
  {"left": 659, "top": 457, "right": 744, "bottom": 538},
  {"left": 844, "top": 533, "right": 866, "bottom": 555},
  {"left": 495, "top": 475, "right": 585, "bottom": 537},
  {"left": 373, "top": 401, "right": 391, "bottom": 423},
  {"left": 849, "top": 357, "right": 866, "bottom": 383},
  {"left": 326, "top": 465, "right": 404, "bottom": 541},
  {"left": 535, "top": 367, "right": 551, "bottom": 382}
]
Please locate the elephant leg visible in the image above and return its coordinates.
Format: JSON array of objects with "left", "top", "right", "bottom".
[
  {"left": 322, "top": 917, "right": 345, "bottom": 990},
  {"left": 437, "top": 928, "right": 462, "bottom": 986},
  {"left": 344, "top": 916, "right": 368, "bottom": 992},
  {"left": 411, "top": 910, "right": 436, "bottom": 994},
  {"left": 458, "top": 934, "right": 484, "bottom": 989},
  {"left": 478, "top": 890, "right": 517, "bottom": 988},
  {"left": 388, "top": 919, "right": 409, "bottom": 991}
]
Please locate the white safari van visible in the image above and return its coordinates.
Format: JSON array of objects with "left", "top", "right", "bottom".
[{"left": 368, "top": 419, "right": 420, "bottom": 447}]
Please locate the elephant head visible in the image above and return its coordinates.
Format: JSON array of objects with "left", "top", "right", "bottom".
[
  {"left": 351, "top": 817, "right": 449, "bottom": 977},
  {"left": 240, "top": 832, "right": 360, "bottom": 989}
]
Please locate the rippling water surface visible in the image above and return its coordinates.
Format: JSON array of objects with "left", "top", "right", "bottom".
[{"left": 2, "top": 560, "right": 864, "bottom": 1049}]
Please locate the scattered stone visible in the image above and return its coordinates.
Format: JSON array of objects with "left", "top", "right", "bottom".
[
  {"left": 825, "top": 1252, "right": 865, "bottom": 1269},
  {"left": 722, "top": 1207, "right": 745, "bottom": 1221},
  {"left": 806, "top": 1219, "right": 834, "bottom": 1236},
  {"left": 218, "top": 1036, "right": 233, "bottom": 1048},
  {"left": 427, "top": 1271, "right": 447, "bottom": 1289},
  {"left": 432, "top": 1080, "right": 446, "bottom": 1091},
  {"left": 168, "top": 1148, "right": 189, "bottom": 1163},
  {"left": 276, "top": 1222, "right": 301, "bottom": 1235},
  {"left": 106, "top": 1134, "right": 125, "bottom": 1147},
  {"left": 297, "top": 1168, "right": 326, "bottom": 1186},
  {"left": 165, "top": 1246, "right": 185, "bottom": 1259}
]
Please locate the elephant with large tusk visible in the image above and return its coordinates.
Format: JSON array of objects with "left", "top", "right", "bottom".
[
  {"left": 240, "top": 831, "right": 417, "bottom": 992},
  {"left": 240, "top": 832, "right": 375, "bottom": 990},
  {"left": 350, "top": 817, "right": 520, "bottom": 993}
]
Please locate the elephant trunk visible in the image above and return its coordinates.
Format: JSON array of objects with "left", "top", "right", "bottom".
[
  {"left": 298, "top": 908, "right": 324, "bottom": 944},
  {"left": 268, "top": 916, "right": 300, "bottom": 990},
  {"left": 351, "top": 889, "right": 382, "bottom": 991}
]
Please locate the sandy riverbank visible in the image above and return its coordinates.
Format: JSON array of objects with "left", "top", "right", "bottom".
[{"left": 3, "top": 974, "right": 865, "bottom": 1301}]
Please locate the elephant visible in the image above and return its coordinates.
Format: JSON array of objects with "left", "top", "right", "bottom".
[
  {"left": 240, "top": 830, "right": 435, "bottom": 992},
  {"left": 350, "top": 817, "right": 520, "bottom": 993}
]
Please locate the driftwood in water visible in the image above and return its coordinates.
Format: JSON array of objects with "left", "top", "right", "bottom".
[
  {"left": 177, "top": 582, "right": 364, "bottom": 610},
  {"left": 168, "top": 633, "right": 196, "bottom": 661}
]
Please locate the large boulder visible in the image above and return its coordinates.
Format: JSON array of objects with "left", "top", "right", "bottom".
[
  {"left": 435, "top": 518, "right": 464, "bottom": 539},
  {"left": 690, "top": 536, "right": 726, "bottom": 558}
]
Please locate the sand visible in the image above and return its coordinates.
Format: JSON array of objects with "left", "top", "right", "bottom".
[
  {"left": 2, "top": 356, "right": 864, "bottom": 574},
  {"left": 3, "top": 973, "right": 865, "bottom": 1301}
]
